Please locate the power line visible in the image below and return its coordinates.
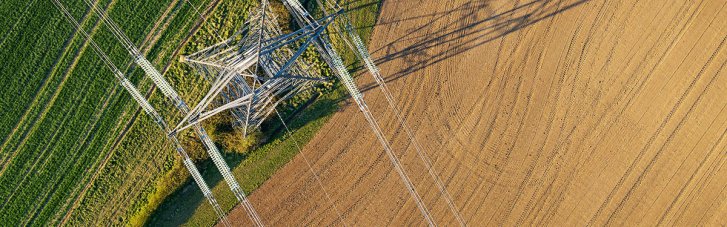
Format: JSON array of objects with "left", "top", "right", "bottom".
[
  {"left": 280, "top": 1, "right": 439, "bottom": 225},
  {"left": 337, "top": 10, "right": 467, "bottom": 226},
  {"left": 273, "top": 109, "right": 348, "bottom": 226},
  {"left": 50, "top": 1, "right": 231, "bottom": 225},
  {"left": 180, "top": 0, "right": 357, "bottom": 225},
  {"left": 78, "top": 0, "right": 264, "bottom": 225}
]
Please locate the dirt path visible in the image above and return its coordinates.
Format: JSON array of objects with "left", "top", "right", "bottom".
[{"left": 227, "top": 0, "right": 727, "bottom": 225}]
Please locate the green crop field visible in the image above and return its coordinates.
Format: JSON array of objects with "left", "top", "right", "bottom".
[
  {"left": 0, "top": 0, "right": 216, "bottom": 225},
  {"left": 0, "top": 0, "right": 381, "bottom": 226}
]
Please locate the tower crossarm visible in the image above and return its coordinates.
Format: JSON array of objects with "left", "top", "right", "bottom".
[
  {"left": 280, "top": 0, "right": 317, "bottom": 27},
  {"left": 175, "top": 52, "right": 258, "bottom": 132},
  {"left": 271, "top": 11, "right": 341, "bottom": 78},
  {"left": 174, "top": 93, "right": 254, "bottom": 133},
  {"left": 182, "top": 58, "right": 258, "bottom": 79}
]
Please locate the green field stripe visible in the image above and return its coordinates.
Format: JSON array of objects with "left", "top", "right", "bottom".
[
  {"left": 0, "top": 0, "right": 141, "bottom": 223},
  {"left": 0, "top": 0, "right": 93, "bottom": 152},
  {"left": 0, "top": 0, "right": 220, "bottom": 225},
  {"left": 3, "top": 51, "right": 122, "bottom": 224},
  {"left": 0, "top": 33, "right": 111, "bottom": 208},
  {"left": 30, "top": 0, "right": 185, "bottom": 221},
  {"left": 47, "top": 99, "right": 133, "bottom": 225},
  {"left": 0, "top": 16, "right": 74, "bottom": 165},
  {"left": 0, "top": 0, "right": 39, "bottom": 49},
  {"left": 53, "top": 93, "right": 131, "bottom": 225},
  {"left": 0, "top": 73, "right": 96, "bottom": 224},
  {"left": 18, "top": 85, "right": 100, "bottom": 226},
  {"left": 23, "top": 82, "right": 123, "bottom": 226},
  {"left": 0, "top": 87, "right": 83, "bottom": 211},
  {"left": 0, "top": 0, "right": 104, "bottom": 172},
  {"left": 0, "top": 31, "right": 101, "bottom": 212}
]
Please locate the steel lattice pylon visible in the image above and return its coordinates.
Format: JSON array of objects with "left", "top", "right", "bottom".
[
  {"left": 54, "top": 0, "right": 464, "bottom": 225},
  {"left": 177, "top": 1, "right": 339, "bottom": 136},
  {"left": 177, "top": 1, "right": 443, "bottom": 224}
]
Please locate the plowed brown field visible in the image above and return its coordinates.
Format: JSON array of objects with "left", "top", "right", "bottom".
[{"left": 226, "top": 0, "right": 727, "bottom": 225}]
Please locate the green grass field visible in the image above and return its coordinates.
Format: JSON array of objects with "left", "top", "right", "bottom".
[{"left": 0, "top": 0, "right": 380, "bottom": 225}]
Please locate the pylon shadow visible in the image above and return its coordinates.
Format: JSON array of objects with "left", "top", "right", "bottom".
[{"left": 357, "top": 0, "right": 591, "bottom": 92}]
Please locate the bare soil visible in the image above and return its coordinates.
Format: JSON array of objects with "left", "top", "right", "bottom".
[{"left": 227, "top": 0, "right": 727, "bottom": 225}]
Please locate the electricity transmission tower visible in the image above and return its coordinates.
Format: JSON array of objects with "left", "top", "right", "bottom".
[
  {"left": 180, "top": 0, "right": 440, "bottom": 222},
  {"left": 175, "top": 0, "right": 334, "bottom": 137},
  {"left": 54, "top": 0, "right": 465, "bottom": 225}
]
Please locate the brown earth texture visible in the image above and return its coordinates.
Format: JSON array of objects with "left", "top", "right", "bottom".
[{"left": 227, "top": 0, "right": 727, "bottom": 225}]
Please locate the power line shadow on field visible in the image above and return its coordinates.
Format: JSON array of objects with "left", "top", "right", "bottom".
[{"left": 359, "top": 0, "right": 591, "bottom": 92}]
